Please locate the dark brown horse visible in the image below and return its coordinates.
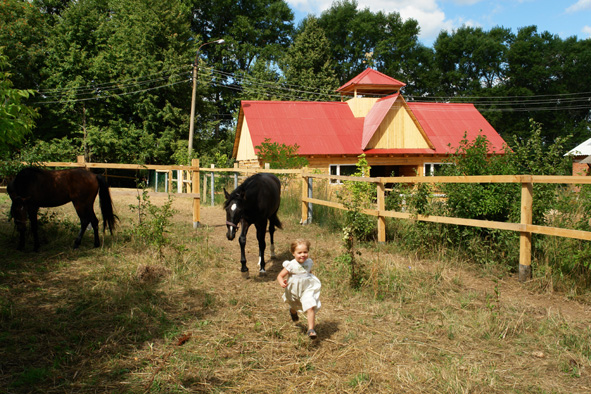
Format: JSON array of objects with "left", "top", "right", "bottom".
[
  {"left": 7, "top": 167, "right": 118, "bottom": 251},
  {"left": 223, "top": 173, "right": 282, "bottom": 276}
]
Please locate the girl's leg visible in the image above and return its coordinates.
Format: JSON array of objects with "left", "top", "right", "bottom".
[
  {"left": 290, "top": 308, "right": 299, "bottom": 322},
  {"left": 306, "top": 307, "right": 316, "bottom": 331}
]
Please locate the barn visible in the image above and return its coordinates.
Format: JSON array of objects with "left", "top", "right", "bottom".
[
  {"left": 232, "top": 68, "right": 507, "bottom": 178},
  {"left": 566, "top": 137, "right": 591, "bottom": 176}
]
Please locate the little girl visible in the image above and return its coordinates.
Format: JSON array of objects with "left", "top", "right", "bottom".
[{"left": 277, "top": 239, "right": 321, "bottom": 339}]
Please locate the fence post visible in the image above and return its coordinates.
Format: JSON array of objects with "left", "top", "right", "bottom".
[
  {"left": 377, "top": 180, "right": 386, "bottom": 242},
  {"left": 307, "top": 176, "right": 313, "bottom": 223},
  {"left": 210, "top": 164, "right": 215, "bottom": 206},
  {"left": 301, "top": 168, "right": 309, "bottom": 224},
  {"left": 77, "top": 155, "right": 85, "bottom": 166},
  {"left": 519, "top": 177, "right": 533, "bottom": 281},
  {"left": 233, "top": 163, "right": 239, "bottom": 189},
  {"left": 192, "top": 159, "right": 200, "bottom": 228}
]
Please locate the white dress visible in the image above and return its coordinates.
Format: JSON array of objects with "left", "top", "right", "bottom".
[{"left": 282, "top": 258, "right": 321, "bottom": 313}]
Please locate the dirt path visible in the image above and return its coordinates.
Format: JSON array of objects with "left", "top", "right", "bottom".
[{"left": 197, "top": 203, "right": 591, "bottom": 326}]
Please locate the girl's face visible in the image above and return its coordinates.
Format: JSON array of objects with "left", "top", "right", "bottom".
[{"left": 292, "top": 243, "right": 309, "bottom": 264}]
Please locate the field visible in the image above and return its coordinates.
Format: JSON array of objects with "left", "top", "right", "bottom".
[{"left": 1, "top": 189, "right": 591, "bottom": 393}]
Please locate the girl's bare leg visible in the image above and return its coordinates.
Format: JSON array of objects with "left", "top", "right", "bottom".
[{"left": 306, "top": 307, "right": 316, "bottom": 331}]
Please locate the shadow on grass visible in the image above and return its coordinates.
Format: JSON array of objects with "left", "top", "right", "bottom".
[{"left": 0, "top": 230, "right": 217, "bottom": 393}]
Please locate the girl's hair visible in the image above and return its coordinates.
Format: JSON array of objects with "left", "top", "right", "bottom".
[{"left": 290, "top": 238, "right": 311, "bottom": 253}]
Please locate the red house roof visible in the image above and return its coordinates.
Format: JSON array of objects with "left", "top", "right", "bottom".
[
  {"left": 408, "top": 102, "right": 507, "bottom": 154},
  {"left": 239, "top": 100, "right": 506, "bottom": 157},
  {"left": 241, "top": 101, "right": 364, "bottom": 155},
  {"left": 337, "top": 68, "right": 406, "bottom": 95}
]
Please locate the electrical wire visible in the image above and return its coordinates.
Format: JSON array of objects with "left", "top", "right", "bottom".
[{"left": 30, "top": 64, "right": 591, "bottom": 113}]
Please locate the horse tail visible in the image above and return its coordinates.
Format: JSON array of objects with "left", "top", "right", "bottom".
[
  {"left": 96, "top": 174, "right": 118, "bottom": 234},
  {"left": 270, "top": 211, "right": 282, "bottom": 230}
]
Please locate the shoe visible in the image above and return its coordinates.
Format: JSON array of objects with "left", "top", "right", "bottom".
[
  {"left": 290, "top": 310, "right": 299, "bottom": 322},
  {"left": 307, "top": 329, "right": 317, "bottom": 339}
]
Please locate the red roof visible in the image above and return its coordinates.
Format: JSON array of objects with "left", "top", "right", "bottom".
[
  {"left": 241, "top": 101, "right": 364, "bottom": 155},
  {"left": 337, "top": 68, "right": 406, "bottom": 94},
  {"left": 408, "top": 102, "right": 507, "bottom": 154},
  {"left": 239, "top": 100, "right": 506, "bottom": 157}
]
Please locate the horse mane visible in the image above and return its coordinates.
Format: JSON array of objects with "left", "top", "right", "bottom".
[{"left": 223, "top": 174, "right": 262, "bottom": 209}]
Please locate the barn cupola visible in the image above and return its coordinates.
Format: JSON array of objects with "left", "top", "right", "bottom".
[{"left": 336, "top": 68, "right": 406, "bottom": 100}]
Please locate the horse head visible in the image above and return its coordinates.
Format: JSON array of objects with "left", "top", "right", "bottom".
[
  {"left": 9, "top": 195, "right": 28, "bottom": 232},
  {"left": 223, "top": 188, "right": 246, "bottom": 241}
]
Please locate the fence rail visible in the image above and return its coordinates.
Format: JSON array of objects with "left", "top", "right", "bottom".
[
  {"left": 300, "top": 171, "right": 591, "bottom": 282},
  {"left": 3, "top": 157, "right": 591, "bottom": 281}
]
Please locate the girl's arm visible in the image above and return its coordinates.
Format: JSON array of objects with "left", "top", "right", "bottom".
[{"left": 277, "top": 268, "right": 289, "bottom": 288}]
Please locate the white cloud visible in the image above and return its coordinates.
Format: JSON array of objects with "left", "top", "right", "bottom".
[
  {"left": 583, "top": 25, "right": 591, "bottom": 36},
  {"left": 287, "top": 0, "right": 455, "bottom": 44},
  {"left": 566, "top": 0, "right": 591, "bottom": 13}
]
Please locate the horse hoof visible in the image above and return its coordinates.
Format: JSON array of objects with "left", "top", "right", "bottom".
[
  {"left": 270, "top": 253, "right": 277, "bottom": 259},
  {"left": 259, "top": 269, "right": 267, "bottom": 276},
  {"left": 241, "top": 271, "right": 250, "bottom": 279}
]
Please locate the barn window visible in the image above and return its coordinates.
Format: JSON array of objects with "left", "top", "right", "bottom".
[
  {"left": 423, "top": 163, "right": 449, "bottom": 176},
  {"left": 329, "top": 164, "right": 357, "bottom": 184}
]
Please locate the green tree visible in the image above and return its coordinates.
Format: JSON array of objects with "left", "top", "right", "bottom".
[
  {"left": 37, "top": 0, "right": 195, "bottom": 163},
  {"left": 187, "top": 0, "right": 294, "bottom": 154},
  {"left": 280, "top": 17, "right": 339, "bottom": 101},
  {"left": 316, "top": 0, "right": 426, "bottom": 88},
  {"left": 239, "top": 58, "right": 285, "bottom": 101},
  {"left": 0, "top": 50, "right": 37, "bottom": 157},
  {"left": 255, "top": 138, "right": 308, "bottom": 169},
  {"left": 432, "top": 26, "right": 512, "bottom": 96},
  {"left": 0, "top": 0, "right": 48, "bottom": 89}
]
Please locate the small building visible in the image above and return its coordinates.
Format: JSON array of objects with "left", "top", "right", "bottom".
[
  {"left": 565, "top": 137, "right": 591, "bottom": 176},
  {"left": 232, "top": 68, "right": 507, "bottom": 178}
]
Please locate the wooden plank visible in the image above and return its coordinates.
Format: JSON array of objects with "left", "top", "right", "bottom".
[
  {"left": 0, "top": 186, "right": 6, "bottom": 194},
  {"left": 526, "top": 224, "right": 591, "bottom": 241},
  {"left": 520, "top": 182, "right": 534, "bottom": 281},
  {"left": 38, "top": 161, "right": 199, "bottom": 171},
  {"left": 109, "top": 189, "right": 200, "bottom": 199},
  {"left": 302, "top": 173, "right": 381, "bottom": 183},
  {"left": 303, "top": 196, "right": 345, "bottom": 210}
]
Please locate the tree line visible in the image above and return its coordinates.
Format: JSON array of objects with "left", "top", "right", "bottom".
[{"left": 1, "top": 0, "right": 590, "bottom": 168}]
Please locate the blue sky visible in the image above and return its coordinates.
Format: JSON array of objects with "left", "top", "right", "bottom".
[{"left": 287, "top": 0, "right": 591, "bottom": 47}]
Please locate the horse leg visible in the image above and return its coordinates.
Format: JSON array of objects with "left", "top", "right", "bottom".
[
  {"left": 255, "top": 222, "right": 267, "bottom": 274},
  {"left": 268, "top": 219, "right": 276, "bottom": 259},
  {"left": 238, "top": 223, "right": 250, "bottom": 274},
  {"left": 28, "top": 207, "right": 40, "bottom": 252},
  {"left": 73, "top": 201, "right": 100, "bottom": 248}
]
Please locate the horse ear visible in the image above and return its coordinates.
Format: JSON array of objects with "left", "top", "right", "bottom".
[
  {"left": 239, "top": 190, "right": 246, "bottom": 200},
  {"left": 224, "top": 188, "right": 230, "bottom": 199}
]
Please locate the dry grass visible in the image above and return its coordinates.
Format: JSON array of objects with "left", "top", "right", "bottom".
[{"left": 1, "top": 190, "right": 591, "bottom": 393}]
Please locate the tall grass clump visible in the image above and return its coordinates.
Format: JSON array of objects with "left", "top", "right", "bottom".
[{"left": 127, "top": 185, "right": 177, "bottom": 260}]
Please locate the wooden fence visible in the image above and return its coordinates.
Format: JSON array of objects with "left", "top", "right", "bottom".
[
  {"left": 300, "top": 172, "right": 591, "bottom": 282},
  {"left": 3, "top": 157, "right": 591, "bottom": 281}
]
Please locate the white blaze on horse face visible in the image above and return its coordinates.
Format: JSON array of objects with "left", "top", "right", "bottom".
[{"left": 231, "top": 203, "right": 237, "bottom": 211}]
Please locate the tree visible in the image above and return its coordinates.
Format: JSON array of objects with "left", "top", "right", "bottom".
[
  {"left": 316, "top": 0, "right": 425, "bottom": 87},
  {"left": 255, "top": 138, "right": 308, "bottom": 169},
  {"left": 0, "top": 0, "right": 49, "bottom": 89},
  {"left": 432, "top": 26, "right": 512, "bottom": 96},
  {"left": 187, "top": 0, "right": 294, "bottom": 152},
  {"left": 280, "top": 17, "right": 339, "bottom": 101},
  {"left": 0, "top": 50, "right": 36, "bottom": 158},
  {"left": 38, "top": 0, "right": 195, "bottom": 163}
]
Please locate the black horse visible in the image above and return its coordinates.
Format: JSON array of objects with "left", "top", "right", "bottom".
[
  {"left": 223, "top": 173, "right": 282, "bottom": 276},
  {"left": 7, "top": 167, "right": 118, "bottom": 251}
]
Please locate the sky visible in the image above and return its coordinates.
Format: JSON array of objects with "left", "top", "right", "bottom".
[{"left": 286, "top": 0, "right": 591, "bottom": 47}]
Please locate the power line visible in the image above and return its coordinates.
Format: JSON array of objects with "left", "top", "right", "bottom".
[{"left": 30, "top": 64, "right": 591, "bottom": 113}]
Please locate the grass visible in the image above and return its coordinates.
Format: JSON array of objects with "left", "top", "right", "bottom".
[{"left": 1, "top": 189, "right": 591, "bottom": 393}]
